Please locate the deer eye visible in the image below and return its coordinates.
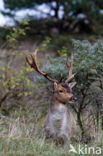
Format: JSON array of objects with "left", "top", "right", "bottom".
[{"left": 59, "top": 90, "right": 63, "bottom": 93}]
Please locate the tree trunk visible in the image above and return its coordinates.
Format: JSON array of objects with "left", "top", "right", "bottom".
[
  {"left": 54, "top": 2, "right": 60, "bottom": 19},
  {"left": 77, "top": 112, "right": 85, "bottom": 138}
]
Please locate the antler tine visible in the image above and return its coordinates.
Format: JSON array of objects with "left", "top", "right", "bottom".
[
  {"left": 26, "top": 50, "right": 58, "bottom": 83},
  {"left": 31, "top": 50, "right": 45, "bottom": 75},
  {"left": 65, "top": 53, "right": 75, "bottom": 83}
]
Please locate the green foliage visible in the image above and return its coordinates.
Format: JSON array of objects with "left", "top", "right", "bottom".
[
  {"left": 7, "top": 21, "right": 29, "bottom": 49},
  {"left": 6, "top": 28, "right": 25, "bottom": 49},
  {"left": 57, "top": 46, "right": 69, "bottom": 56},
  {"left": 43, "top": 35, "right": 72, "bottom": 55},
  {"left": 3, "top": 0, "right": 103, "bottom": 24},
  {"left": 72, "top": 39, "right": 103, "bottom": 76},
  {"left": 0, "top": 22, "right": 33, "bottom": 111},
  {"left": 0, "top": 27, "right": 11, "bottom": 41},
  {"left": 41, "top": 36, "right": 51, "bottom": 50},
  {"left": 39, "top": 40, "right": 103, "bottom": 85},
  {"left": 4, "top": 0, "right": 37, "bottom": 10}
]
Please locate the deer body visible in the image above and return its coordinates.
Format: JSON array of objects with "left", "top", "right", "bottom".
[
  {"left": 45, "top": 103, "right": 76, "bottom": 141},
  {"left": 45, "top": 83, "right": 76, "bottom": 144},
  {"left": 26, "top": 51, "right": 76, "bottom": 145}
]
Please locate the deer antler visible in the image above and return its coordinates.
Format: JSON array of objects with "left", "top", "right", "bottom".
[
  {"left": 65, "top": 53, "right": 76, "bottom": 83},
  {"left": 26, "top": 50, "right": 58, "bottom": 83}
]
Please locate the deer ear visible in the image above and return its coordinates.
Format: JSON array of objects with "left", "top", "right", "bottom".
[
  {"left": 54, "top": 82, "right": 58, "bottom": 89},
  {"left": 68, "top": 82, "right": 76, "bottom": 88}
]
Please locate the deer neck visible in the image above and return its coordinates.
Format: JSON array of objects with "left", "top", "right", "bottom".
[
  {"left": 51, "top": 94, "right": 67, "bottom": 107},
  {"left": 49, "top": 94, "right": 68, "bottom": 114}
]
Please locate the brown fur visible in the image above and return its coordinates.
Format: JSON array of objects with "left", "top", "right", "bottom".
[{"left": 44, "top": 82, "right": 76, "bottom": 145}]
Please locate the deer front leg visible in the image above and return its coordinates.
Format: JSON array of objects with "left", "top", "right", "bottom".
[
  {"left": 44, "top": 114, "right": 55, "bottom": 138},
  {"left": 59, "top": 114, "right": 71, "bottom": 144}
]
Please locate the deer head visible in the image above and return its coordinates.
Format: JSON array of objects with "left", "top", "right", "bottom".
[{"left": 26, "top": 50, "right": 76, "bottom": 103}]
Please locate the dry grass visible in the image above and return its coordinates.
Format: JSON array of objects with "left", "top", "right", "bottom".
[{"left": 0, "top": 106, "right": 102, "bottom": 156}]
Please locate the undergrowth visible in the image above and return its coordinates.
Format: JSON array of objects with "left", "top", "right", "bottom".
[{"left": 0, "top": 107, "right": 102, "bottom": 156}]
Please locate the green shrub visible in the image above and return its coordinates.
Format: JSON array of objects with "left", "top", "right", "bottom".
[
  {"left": 0, "top": 23, "right": 33, "bottom": 112},
  {"left": 39, "top": 39, "right": 103, "bottom": 85}
]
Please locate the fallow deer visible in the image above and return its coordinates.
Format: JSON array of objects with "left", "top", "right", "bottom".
[{"left": 26, "top": 50, "right": 76, "bottom": 145}]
